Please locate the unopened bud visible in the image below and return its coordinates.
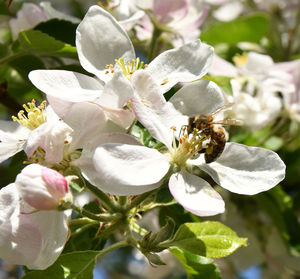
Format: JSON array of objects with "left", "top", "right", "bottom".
[{"left": 15, "top": 164, "right": 73, "bottom": 210}]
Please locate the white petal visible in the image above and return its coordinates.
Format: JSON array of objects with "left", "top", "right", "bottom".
[
  {"left": 75, "top": 133, "right": 143, "bottom": 195},
  {"left": 0, "top": 121, "right": 29, "bottom": 163},
  {"left": 119, "top": 10, "right": 145, "bottom": 30},
  {"left": 213, "top": 1, "right": 244, "bottom": 21},
  {"left": 199, "top": 143, "right": 286, "bottom": 195},
  {"left": 0, "top": 184, "right": 70, "bottom": 270},
  {"left": 29, "top": 70, "right": 104, "bottom": 102},
  {"left": 96, "top": 71, "right": 134, "bottom": 108},
  {"left": 169, "top": 80, "right": 226, "bottom": 116},
  {"left": 25, "top": 209, "right": 71, "bottom": 270},
  {"left": 40, "top": 2, "right": 80, "bottom": 23},
  {"left": 92, "top": 143, "right": 170, "bottom": 195},
  {"left": 147, "top": 40, "right": 213, "bottom": 93},
  {"left": 0, "top": 184, "right": 42, "bottom": 266},
  {"left": 209, "top": 54, "right": 238, "bottom": 77},
  {"left": 63, "top": 102, "right": 107, "bottom": 149},
  {"left": 76, "top": 5, "right": 135, "bottom": 81},
  {"left": 169, "top": 170, "right": 225, "bottom": 216},
  {"left": 25, "top": 119, "right": 73, "bottom": 164},
  {"left": 131, "top": 70, "right": 187, "bottom": 149},
  {"left": 243, "top": 52, "right": 274, "bottom": 74}
]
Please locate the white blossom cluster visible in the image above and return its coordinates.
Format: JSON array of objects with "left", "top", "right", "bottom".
[{"left": 0, "top": 2, "right": 290, "bottom": 271}]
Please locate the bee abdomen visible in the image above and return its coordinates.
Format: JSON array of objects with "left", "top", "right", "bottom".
[{"left": 204, "top": 137, "right": 226, "bottom": 164}]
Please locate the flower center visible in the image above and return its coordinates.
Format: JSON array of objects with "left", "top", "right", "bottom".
[
  {"left": 233, "top": 52, "right": 248, "bottom": 67},
  {"left": 105, "top": 57, "right": 147, "bottom": 80},
  {"left": 169, "top": 126, "right": 208, "bottom": 168},
  {"left": 12, "top": 100, "right": 47, "bottom": 130}
]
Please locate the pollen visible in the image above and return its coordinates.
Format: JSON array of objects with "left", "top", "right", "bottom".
[
  {"left": 233, "top": 52, "right": 248, "bottom": 67},
  {"left": 170, "top": 126, "right": 177, "bottom": 131},
  {"left": 12, "top": 100, "right": 47, "bottom": 130},
  {"left": 161, "top": 78, "right": 169, "bottom": 85}
]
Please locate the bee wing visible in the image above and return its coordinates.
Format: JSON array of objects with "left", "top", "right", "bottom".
[
  {"left": 212, "top": 103, "right": 234, "bottom": 115},
  {"left": 212, "top": 119, "right": 244, "bottom": 126}
]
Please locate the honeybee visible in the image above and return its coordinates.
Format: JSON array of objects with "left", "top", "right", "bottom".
[{"left": 187, "top": 104, "right": 242, "bottom": 163}]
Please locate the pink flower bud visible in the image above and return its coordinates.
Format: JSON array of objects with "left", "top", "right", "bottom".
[{"left": 15, "top": 164, "right": 71, "bottom": 210}]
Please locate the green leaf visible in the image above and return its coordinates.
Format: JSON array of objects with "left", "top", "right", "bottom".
[
  {"left": 143, "top": 252, "right": 166, "bottom": 266},
  {"left": 200, "top": 14, "right": 269, "bottom": 45},
  {"left": 160, "top": 221, "right": 247, "bottom": 258},
  {"left": 170, "top": 247, "right": 221, "bottom": 279},
  {"left": 17, "top": 29, "right": 77, "bottom": 58},
  {"left": 8, "top": 55, "right": 45, "bottom": 80},
  {"left": 21, "top": 251, "right": 99, "bottom": 279},
  {"left": 202, "top": 75, "right": 233, "bottom": 95},
  {"left": 34, "top": 19, "right": 78, "bottom": 46},
  {"left": 140, "top": 217, "right": 175, "bottom": 253}
]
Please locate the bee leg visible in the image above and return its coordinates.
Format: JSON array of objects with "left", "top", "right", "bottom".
[{"left": 198, "top": 148, "right": 206, "bottom": 154}]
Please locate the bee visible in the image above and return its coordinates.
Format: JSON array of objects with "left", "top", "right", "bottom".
[{"left": 187, "top": 104, "right": 242, "bottom": 163}]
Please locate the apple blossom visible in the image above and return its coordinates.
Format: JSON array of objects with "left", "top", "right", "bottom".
[
  {"left": 129, "top": 0, "right": 209, "bottom": 46},
  {"left": 0, "top": 100, "right": 63, "bottom": 164},
  {"left": 15, "top": 164, "right": 72, "bottom": 211},
  {"left": 90, "top": 70, "right": 285, "bottom": 216},
  {"left": 210, "top": 52, "right": 295, "bottom": 130},
  {"left": 98, "top": 0, "right": 146, "bottom": 31},
  {"left": 0, "top": 183, "right": 70, "bottom": 270},
  {"left": 29, "top": 5, "right": 214, "bottom": 129},
  {"left": 9, "top": 2, "right": 80, "bottom": 40},
  {"left": 272, "top": 59, "right": 300, "bottom": 122}
]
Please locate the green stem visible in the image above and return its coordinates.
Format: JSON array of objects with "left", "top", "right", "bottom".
[
  {"left": 85, "top": 182, "right": 118, "bottom": 212},
  {"left": 96, "top": 240, "right": 129, "bottom": 260},
  {"left": 126, "top": 189, "right": 157, "bottom": 211},
  {"left": 256, "top": 117, "right": 288, "bottom": 146},
  {"left": 71, "top": 204, "right": 122, "bottom": 222},
  {"left": 118, "top": 196, "right": 128, "bottom": 207},
  {"left": 0, "top": 51, "right": 30, "bottom": 65},
  {"left": 94, "top": 220, "right": 124, "bottom": 249},
  {"left": 130, "top": 221, "right": 148, "bottom": 237},
  {"left": 147, "top": 27, "right": 162, "bottom": 62},
  {"left": 69, "top": 217, "right": 98, "bottom": 226},
  {"left": 71, "top": 223, "right": 99, "bottom": 238},
  {"left": 284, "top": 3, "right": 300, "bottom": 60}
]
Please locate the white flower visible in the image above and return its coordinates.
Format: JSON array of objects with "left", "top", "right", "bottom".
[
  {"left": 0, "top": 100, "right": 118, "bottom": 189},
  {"left": 0, "top": 183, "right": 70, "bottom": 270},
  {"left": 0, "top": 101, "right": 62, "bottom": 164},
  {"left": 98, "top": 0, "right": 146, "bottom": 31},
  {"left": 23, "top": 101, "right": 122, "bottom": 183},
  {"left": 130, "top": 0, "right": 209, "bottom": 46},
  {"left": 210, "top": 52, "right": 295, "bottom": 130},
  {"left": 9, "top": 2, "right": 80, "bottom": 40},
  {"left": 29, "top": 5, "right": 213, "bottom": 129},
  {"left": 272, "top": 59, "right": 300, "bottom": 122},
  {"left": 15, "top": 164, "right": 72, "bottom": 210},
  {"left": 90, "top": 70, "right": 286, "bottom": 216}
]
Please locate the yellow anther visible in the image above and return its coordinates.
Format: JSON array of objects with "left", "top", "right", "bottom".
[
  {"left": 161, "top": 78, "right": 169, "bottom": 85},
  {"left": 170, "top": 126, "right": 177, "bottom": 131},
  {"left": 12, "top": 99, "right": 47, "bottom": 130},
  {"left": 233, "top": 52, "right": 248, "bottom": 67},
  {"left": 114, "top": 57, "right": 147, "bottom": 80}
]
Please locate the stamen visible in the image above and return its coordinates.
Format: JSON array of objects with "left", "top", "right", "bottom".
[
  {"left": 161, "top": 78, "right": 169, "bottom": 85},
  {"left": 12, "top": 100, "right": 47, "bottom": 130},
  {"left": 114, "top": 57, "right": 147, "bottom": 80},
  {"left": 233, "top": 52, "right": 248, "bottom": 67}
]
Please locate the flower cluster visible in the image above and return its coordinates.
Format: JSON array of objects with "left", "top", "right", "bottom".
[{"left": 0, "top": 0, "right": 297, "bottom": 277}]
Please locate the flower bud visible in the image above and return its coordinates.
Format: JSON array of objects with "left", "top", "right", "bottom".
[{"left": 15, "top": 164, "right": 72, "bottom": 210}]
